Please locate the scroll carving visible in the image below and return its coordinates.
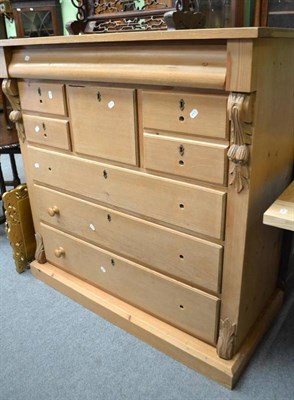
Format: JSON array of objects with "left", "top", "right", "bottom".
[
  {"left": 3, "top": 185, "right": 35, "bottom": 273},
  {"left": 2, "top": 79, "right": 25, "bottom": 142},
  {"left": 227, "top": 93, "right": 254, "bottom": 193},
  {"left": 216, "top": 318, "right": 237, "bottom": 360},
  {"left": 35, "top": 232, "right": 47, "bottom": 264}
]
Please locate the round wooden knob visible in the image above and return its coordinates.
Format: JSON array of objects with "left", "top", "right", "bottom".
[
  {"left": 9, "top": 110, "right": 22, "bottom": 123},
  {"left": 54, "top": 247, "right": 65, "bottom": 258},
  {"left": 48, "top": 206, "right": 59, "bottom": 217}
]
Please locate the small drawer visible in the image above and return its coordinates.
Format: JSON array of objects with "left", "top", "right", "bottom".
[
  {"left": 35, "top": 185, "right": 223, "bottom": 293},
  {"left": 18, "top": 81, "right": 67, "bottom": 116},
  {"left": 67, "top": 85, "right": 138, "bottom": 166},
  {"left": 142, "top": 90, "right": 228, "bottom": 139},
  {"left": 23, "top": 114, "right": 70, "bottom": 151},
  {"left": 41, "top": 224, "right": 220, "bottom": 344},
  {"left": 144, "top": 133, "right": 228, "bottom": 185},
  {"left": 28, "top": 147, "right": 226, "bottom": 240}
]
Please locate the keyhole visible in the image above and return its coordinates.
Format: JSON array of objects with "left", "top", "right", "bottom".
[
  {"left": 107, "top": 214, "right": 112, "bottom": 222},
  {"left": 179, "top": 203, "right": 184, "bottom": 209},
  {"left": 97, "top": 92, "right": 102, "bottom": 102},
  {"left": 38, "top": 87, "right": 42, "bottom": 96},
  {"left": 179, "top": 254, "right": 184, "bottom": 259},
  {"left": 111, "top": 259, "right": 115, "bottom": 266},
  {"left": 42, "top": 122, "right": 46, "bottom": 130},
  {"left": 179, "top": 144, "right": 185, "bottom": 156},
  {"left": 179, "top": 305, "right": 184, "bottom": 310},
  {"left": 179, "top": 99, "right": 185, "bottom": 111},
  {"left": 103, "top": 170, "right": 108, "bottom": 179},
  {"left": 179, "top": 160, "right": 184, "bottom": 166},
  {"left": 179, "top": 116, "right": 184, "bottom": 122}
]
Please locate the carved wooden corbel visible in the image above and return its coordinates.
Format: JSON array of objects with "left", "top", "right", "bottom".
[
  {"left": 35, "top": 232, "right": 47, "bottom": 264},
  {"left": 216, "top": 318, "right": 237, "bottom": 360},
  {"left": 2, "top": 184, "right": 35, "bottom": 273},
  {"left": 2, "top": 79, "right": 25, "bottom": 142},
  {"left": 227, "top": 93, "right": 254, "bottom": 193}
]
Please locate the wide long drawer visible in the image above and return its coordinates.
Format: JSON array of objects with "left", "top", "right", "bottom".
[
  {"left": 35, "top": 185, "right": 223, "bottom": 293},
  {"left": 28, "top": 147, "right": 226, "bottom": 239},
  {"left": 41, "top": 224, "right": 220, "bottom": 344}
]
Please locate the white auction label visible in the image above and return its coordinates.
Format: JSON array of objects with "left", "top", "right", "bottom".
[
  {"left": 190, "top": 109, "right": 199, "bottom": 119},
  {"left": 279, "top": 208, "right": 288, "bottom": 215},
  {"left": 35, "top": 125, "right": 40, "bottom": 133},
  {"left": 48, "top": 91, "right": 53, "bottom": 99},
  {"left": 34, "top": 163, "right": 40, "bottom": 169},
  {"left": 100, "top": 266, "right": 106, "bottom": 273},
  {"left": 24, "top": 55, "right": 30, "bottom": 62},
  {"left": 89, "top": 224, "right": 96, "bottom": 231},
  {"left": 108, "top": 100, "right": 115, "bottom": 109}
]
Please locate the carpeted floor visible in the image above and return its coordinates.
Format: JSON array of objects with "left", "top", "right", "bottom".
[{"left": 0, "top": 154, "right": 294, "bottom": 400}]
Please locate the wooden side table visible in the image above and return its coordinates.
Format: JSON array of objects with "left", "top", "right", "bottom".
[{"left": 263, "top": 182, "right": 294, "bottom": 231}]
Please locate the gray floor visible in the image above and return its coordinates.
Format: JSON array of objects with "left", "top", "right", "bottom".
[{"left": 0, "top": 154, "right": 293, "bottom": 400}]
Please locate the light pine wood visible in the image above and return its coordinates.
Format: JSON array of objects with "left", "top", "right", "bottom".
[
  {"left": 41, "top": 224, "right": 220, "bottom": 344},
  {"left": 2, "top": 29, "right": 293, "bottom": 388},
  {"left": 142, "top": 91, "right": 228, "bottom": 139},
  {"left": 263, "top": 181, "right": 294, "bottom": 231},
  {"left": 67, "top": 85, "right": 138, "bottom": 165},
  {"left": 221, "top": 37, "right": 294, "bottom": 351},
  {"left": 9, "top": 45, "right": 227, "bottom": 90},
  {"left": 34, "top": 185, "right": 223, "bottom": 293},
  {"left": 0, "top": 47, "right": 11, "bottom": 78},
  {"left": 18, "top": 81, "right": 67, "bottom": 116},
  {"left": 23, "top": 114, "right": 70, "bottom": 151},
  {"left": 226, "top": 40, "right": 256, "bottom": 92},
  {"left": 143, "top": 133, "right": 228, "bottom": 185},
  {"left": 1, "top": 28, "right": 293, "bottom": 48},
  {"left": 27, "top": 146, "right": 226, "bottom": 240},
  {"left": 30, "top": 260, "right": 284, "bottom": 389}
]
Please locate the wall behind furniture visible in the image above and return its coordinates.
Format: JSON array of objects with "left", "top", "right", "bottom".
[{"left": 5, "top": 0, "right": 76, "bottom": 38}]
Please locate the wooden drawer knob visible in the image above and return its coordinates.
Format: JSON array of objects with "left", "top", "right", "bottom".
[
  {"left": 54, "top": 247, "right": 65, "bottom": 258},
  {"left": 48, "top": 206, "right": 59, "bottom": 217}
]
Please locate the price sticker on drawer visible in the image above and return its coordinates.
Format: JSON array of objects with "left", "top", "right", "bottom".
[
  {"left": 24, "top": 55, "right": 30, "bottom": 62},
  {"left": 34, "top": 125, "right": 40, "bottom": 133},
  {"left": 48, "top": 91, "right": 53, "bottom": 100},
  {"left": 190, "top": 109, "right": 199, "bottom": 119},
  {"left": 34, "top": 163, "right": 40, "bottom": 169},
  {"left": 108, "top": 100, "right": 115, "bottom": 109},
  {"left": 89, "top": 224, "right": 96, "bottom": 231},
  {"left": 100, "top": 266, "right": 106, "bottom": 273}
]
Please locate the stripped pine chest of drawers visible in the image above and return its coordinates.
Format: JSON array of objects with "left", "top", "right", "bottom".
[{"left": 1, "top": 28, "right": 293, "bottom": 388}]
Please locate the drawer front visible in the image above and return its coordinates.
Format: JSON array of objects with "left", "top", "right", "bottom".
[
  {"left": 18, "top": 81, "right": 67, "bottom": 116},
  {"left": 67, "top": 85, "right": 138, "bottom": 165},
  {"left": 144, "top": 133, "right": 228, "bottom": 185},
  {"left": 35, "top": 185, "right": 223, "bottom": 293},
  {"left": 23, "top": 114, "right": 70, "bottom": 150},
  {"left": 142, "top": 91, "right": 228, "bottom": 139},
  {"left": 28, "top": 147, "right": 226, "bottom": 239},
  {"left": 41, "top": 224, "right": 220, "bottom": 344}
]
